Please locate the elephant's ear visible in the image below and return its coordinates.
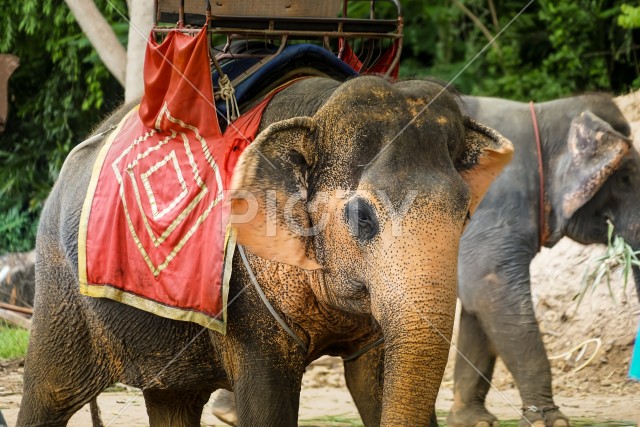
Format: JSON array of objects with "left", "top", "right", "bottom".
[
  {"left": 228, "top": 116, "right": 322, "bottom": 271},
  {"left": 560, "top": 111, "right": 631, "bottom": 218},
  {"left": 457, "top": 118, "right": 514, "bottom": 215}
]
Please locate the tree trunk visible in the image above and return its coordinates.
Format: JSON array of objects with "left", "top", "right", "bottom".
[
  {"left": 125, "top": 0, "right": 154, "bottom": 102},
  {"left": 63, "top": 0, "right": 127, "bottom": 86},
  {"left": 0, "top": 54, "right": 19, "bottom": 133},
  {"left": 0, "top": 307, "right": 31, "bottom": 330}
]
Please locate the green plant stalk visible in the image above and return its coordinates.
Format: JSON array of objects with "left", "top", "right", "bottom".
[{"left": 576, "top": 220, "right": 640, "bottom": 307}]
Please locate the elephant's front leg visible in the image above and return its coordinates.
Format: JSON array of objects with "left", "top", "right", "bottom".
[
  {"left": 344, "top": 344, "right": 438, "bottom": 427},
  {"left": 215, "top": 312, "right": 307, "bottom": 427},
  {"left": 478, "top": 288, "right": 568, "bottom": 427},
  {"left": 456, "top": 264, "right": 569, "bottom": 427},
  {"left": 144, "top": 389, "right": 211, "bottom": 426},
  {"left": 344, "top": 345, "right": 384, "bottom": 425},
  {"left": 231, "top": 351, "right": 305, "bottom": 427},
  {"left": 448, "top": 306, "right": 499, "bottom": 427}
]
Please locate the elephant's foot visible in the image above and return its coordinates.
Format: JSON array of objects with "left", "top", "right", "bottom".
[
  {"left": 520, "top": 406, "right": 570, "bottom": 427},
  {"left": 211, "top": 389, "right": 238, "bottom": 426},
  {"left": 447, "top": 405, "right": 498, "bottom": 427}
]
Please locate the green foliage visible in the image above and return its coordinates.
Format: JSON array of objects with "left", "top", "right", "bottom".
[
  {"left": 398, "top": 0, "right": 640, "bottom": 100},
  {"left": 0, "top": 0, "right": 127, "bottom": 254},
  {"left": 0, "top": 322, "right": 29, "bottom": 360},
  {"left": 0, "top": 206, "right": 39, "bottom": 253},
  {"left": 618, "top": 4, "right": 640, "bottom": 28}
]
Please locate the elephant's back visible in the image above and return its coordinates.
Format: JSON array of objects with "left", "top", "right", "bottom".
[
  {"left": 41, "top": 126, "right": 114, "bottom": 272},
  {"left": 461, "top": 96, "right": 532, "bottom": 145},
  {"left": 258, "top": 77, "right": 341, "bottom": 130},
  {"left": 458, "top": 96, "right": 541, "bottom": 256}
]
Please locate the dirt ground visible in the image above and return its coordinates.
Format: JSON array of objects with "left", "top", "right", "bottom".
[{"left": 1, "top": 93, "right": 640, "bottom": 426}]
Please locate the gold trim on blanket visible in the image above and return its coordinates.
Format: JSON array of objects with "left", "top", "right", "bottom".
[
  {"left": 221, "top": 225, "right": 237, "bottom": 333},
  {"left": 79, "top": 106, "right": 139, "bottom": 288},
  {"left": 79, "top": 281, "right": 226, "bottom": 332}
]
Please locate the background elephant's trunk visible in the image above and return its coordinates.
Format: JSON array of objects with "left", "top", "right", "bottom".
[
  {"left": 625, "top": 234, "right": 640, "bottom": 302},
  {"left": 611, "top": 218, "right": 640, "bottom": 302},
  {"left": 633, "top": 265, "right": 640, "bottom": 303},
  {"left": 370, "top": 235, "right": 459, "bottom": 425}
]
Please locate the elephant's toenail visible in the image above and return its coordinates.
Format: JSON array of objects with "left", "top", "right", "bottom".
[
  {"left": 553, "top": 421, "right": 569, "bottom": 427},
  {"left": 532, "top": 421, "right": 546, "bottom": 427},
  {"left": 474, "top": 422, "right": 491, "bottom": 427}
]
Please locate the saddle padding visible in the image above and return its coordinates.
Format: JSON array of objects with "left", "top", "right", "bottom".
[{"left": 213, "top": 43, "right": 358, "bottom": 120}]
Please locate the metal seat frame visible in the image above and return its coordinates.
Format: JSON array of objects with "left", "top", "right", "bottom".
[{"left": 153, "top": 0, "right": 403, "bottom": 78}]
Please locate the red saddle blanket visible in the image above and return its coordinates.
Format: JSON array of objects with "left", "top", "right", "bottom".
[{"left": 78, "top": 26, "right": 287, "bottom": 332}]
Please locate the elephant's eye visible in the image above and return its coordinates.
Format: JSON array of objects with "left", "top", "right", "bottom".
[
  {"left": 620, "top": 174, "right": 632, "bottom": 189},
  {"left": 345, "top": 198, "right": 379, "bottom": 242}
]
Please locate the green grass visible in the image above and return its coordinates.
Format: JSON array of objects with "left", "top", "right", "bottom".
[
  {"left": 570, "top": 422, "right": 636, "bottom": 427},
  {"left": 299, "top": 416, "right": 363, "bottom": 426},
  {"left": 493, "top": 422, "right": 634, "bottom": 427},
  {"left": 297, "top": 416, "right": 636, "bottom": 427},
  {"left": 495, "top": 421, "right": 635, "bottom": 427},
  {"left": 0, "top": 322, "right": 30, "bottom": 360}
]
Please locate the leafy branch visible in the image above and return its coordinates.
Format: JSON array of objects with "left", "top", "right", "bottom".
[
  {"left": 618, "top": 4, "right": 640, "bottom": 29},
  {"left": 451, "top": 0, "right": 501, "bottom": 54},
  {"left": 575, "top": 220, "right": 640, "bottom": 307}
]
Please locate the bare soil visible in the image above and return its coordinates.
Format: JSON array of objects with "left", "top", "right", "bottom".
[{"left": 1, "top": 93, "right": 639, "bottom": 426}]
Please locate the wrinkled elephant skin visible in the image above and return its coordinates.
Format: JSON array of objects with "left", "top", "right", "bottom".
[
  {"left": 448, "top": 94, "right": 637, "bottom": 427},
  {"left": 17, "top": 77, "right": 513, "bottom": 427}
]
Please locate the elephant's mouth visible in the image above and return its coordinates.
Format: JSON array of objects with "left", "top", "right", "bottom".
[
  {"left": 330, "top": 276, "right": 371, "bottom": 314},
  {"left": 349, "top": 279, "right": 368, "bottom": 292},
  {"left": 342, "top": 279, "right": 370, "bottom": 301}
]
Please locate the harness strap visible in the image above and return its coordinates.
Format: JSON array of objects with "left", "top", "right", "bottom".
[
  {"left": 237, "top": 245, "right": 385, "bottom": 360},
  {"left": 238, "top": 245, "right": 308, "bottom": 353},
  {"left": 523, "top": 405, "right": 559, "bottom": 415},
  {"left": 342, "top": 337, "right": 384, "bottom": 361},
  {"left": 529, "top": 101, "right": 548, "bottom": 248}
]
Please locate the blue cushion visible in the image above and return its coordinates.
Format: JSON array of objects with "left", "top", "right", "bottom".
[{"left": 212, "top": 43, "right": 358, "bottom": 123}]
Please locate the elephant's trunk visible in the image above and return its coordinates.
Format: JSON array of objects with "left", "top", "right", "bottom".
[
  {"left": 370, "top": 234, "right": 459, "bottom": 425},
  {"left": 380, "top": 299, "right": 455, "bottom": 425}
]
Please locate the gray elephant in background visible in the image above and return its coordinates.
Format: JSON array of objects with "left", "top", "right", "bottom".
[{"left": 449, "top": 93, "right": 637, "bottom": 427}]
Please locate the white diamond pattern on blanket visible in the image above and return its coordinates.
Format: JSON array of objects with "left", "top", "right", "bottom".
[
  {"left": 110, "top": 106, "right": 224, "bottom": 276},
  {"left": 141, "top": 149, "right": 189, "bottom": 221}
]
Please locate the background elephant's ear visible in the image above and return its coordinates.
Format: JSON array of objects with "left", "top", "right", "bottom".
[
  {"left": 560, "top": 111, "right": 631, "bottom": 218},
  {"left": 457, "top": 118, "right": 514, "bottom": 215},
  {"left": 228, "top": 116, "right": 322, "bottom": 271}
]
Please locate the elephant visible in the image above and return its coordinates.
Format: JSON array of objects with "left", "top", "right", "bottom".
[
  {"left": 17, "top": 76, "right": 513, "bottom": 426},
  {"left": 447, "top": 93, "right": 637, "bottom": 427}
]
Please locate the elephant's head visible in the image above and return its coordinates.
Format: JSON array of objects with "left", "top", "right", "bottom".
[
  {"left": 548, "top": 94, "right": 640, "bottom": 298},
  {"left": 229, "top": 76, "right": 513, "bottom": 424}
]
